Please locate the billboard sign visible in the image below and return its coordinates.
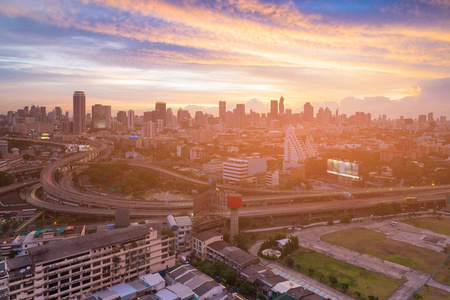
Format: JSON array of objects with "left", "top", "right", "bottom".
[{"left": 327, "top": 159, "right": 360, "bottom": 179}]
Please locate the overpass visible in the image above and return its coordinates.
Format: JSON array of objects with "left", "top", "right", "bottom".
[{"left": 0, "top": 179, "right": 40, "bottom": 195}]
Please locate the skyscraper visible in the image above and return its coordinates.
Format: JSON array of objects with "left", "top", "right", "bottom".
[
  {"left": 279, "top": 96, "right": 284, "bottom": 115},
  {"left": 55, "top": 107, "right": 62, "bottom": 122},
  {"left": 92, "top": 104, "right": 112, "bottom": 129},
  {"left": 219, "top": 101, "right": 226, "bottom": 122},
  {"left": 270, "top": 100, "right": 278, "bottom": 119},
  {"left": 127, "top": 109, "right": 135, "bottom": 130},
  {"left": 117, "top": 111, "right": 127, "bottom": 129},
  {"left": 73, "top": 91, "right": 86, "bottom": 134},
  {"left": 234, "top": 104, "right": 245, "bottom": 128},
  {"left": 303, "top": 102, "right": 314, "bottom": 123},
  {"left": 155, "top": 102, "right": 166, "bottom": 126}
]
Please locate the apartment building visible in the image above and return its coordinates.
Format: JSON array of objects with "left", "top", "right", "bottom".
[
  {"left": 205, "top": 241, "right": 259, "bottom": 273},
  {"left": 283, "top": 126, "right": 318, "bottom": 169},
  {"left": 28, "top": 225, "right": 175, "bottom": 299},
  {"left": 192, "top": 232, "right": 223, "bottom": 261},
  {"left": 167, "top": 215, "right": 193, "bottom": 252},
  {"left": 222, "top": 157, "right": 266, "bottom": 184}
]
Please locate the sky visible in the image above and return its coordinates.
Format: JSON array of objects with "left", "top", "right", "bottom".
[{"left": 0, "top": 0, "right": 449, "bottom": 118}]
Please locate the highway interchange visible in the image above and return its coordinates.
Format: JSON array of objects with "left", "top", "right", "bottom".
[{"left": 11, "top": 141, "right": 448, "bottom": 218}]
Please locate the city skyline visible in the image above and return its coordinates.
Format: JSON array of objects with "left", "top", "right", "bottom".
[{"left": 0, "top": 1, "right": 449, "bottom": 117}]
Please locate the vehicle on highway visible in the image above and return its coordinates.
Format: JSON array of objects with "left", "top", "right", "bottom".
[
  {"left": 390, "top": 221, "right": 398, "bottom": 226},
  {"left": 404, "top": 196, "right": 418, "bottom": 202}
]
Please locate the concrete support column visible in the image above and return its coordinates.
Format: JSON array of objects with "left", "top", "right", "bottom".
[{"left": 230, "top": 208, "right": 238, "bottom": 245}]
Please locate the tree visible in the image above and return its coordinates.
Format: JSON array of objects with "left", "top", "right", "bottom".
[
  {"left": 213, "top": 261, "right": 227, "bottom": 278},
  {"left": 285, "top": 257, "right": 294, "bottom": 267},
  {"left": 308, "top": 268, "right": 314, "bottom": 276},
  {"left": 239, "top": 280, "right": 254, "bottom": 296},
  {"left": 72, "top": 171, "right": 80, "bottom": 186},
  {"left": 257, "top": 292, "right": 266, "bottom": 300},
  {"left": 368, "top": 296, "right": 379, "bottom": 300},
  {"left": 412, "top": 293, "right": 423, "bottom": 300},
  {"left": 329, "top": 276, "right": 338, "bottom": 286},
  {"left": 221, "top": 268, "right": 237, "bottom": 286},
  {"left": 374, "top": 202, "right": 394, "bottom": 216},
  {"left": 341, "top": 283, "right": 349, "bottom": 292},
  {"left": 0, "top": 171, "right": 14, "bottom": 187}
]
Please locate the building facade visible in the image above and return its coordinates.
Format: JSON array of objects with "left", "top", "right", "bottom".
[{"left": 73, "top": 91, "right": 86, "bottom": 134}]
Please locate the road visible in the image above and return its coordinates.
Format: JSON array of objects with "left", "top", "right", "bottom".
[{"left": 0, "top": 179, "right": 40, "bottom": 195}]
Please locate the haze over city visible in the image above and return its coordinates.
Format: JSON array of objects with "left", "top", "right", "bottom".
[{"left": 1, "top": 0, "right": 449, "bottom": 117}]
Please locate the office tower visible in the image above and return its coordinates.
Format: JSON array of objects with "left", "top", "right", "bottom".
[
  {"left": 166, "top": 108, "right": 175, "bottom": 128},
  {"left": 155, "top": 102, "right": 166, "bottom": 126},
  {"left": 303, "top": 102, "right": 314, "bottom": 123},
  {"left": 234, "top": 104, "right": 246, "bottom": 128},
  {"left": 127, "top": 109, "right": 135, "bottom": 130},
  {"left": 117, "top": 111, "right": 127, "bottom": 129},
  {"left": 142, "top": 121, "right": 156, "bottom": 138},
  {"left": 279, "top": 96, "right": 284, "bottom": 115},
  {"left": 270, "top": 100, "right": 278, "bottom": 119},
  {"left": 73, "top": 91, "right": 86, "bottom": 134},
  {"left": 143, "top": 111, "right": 154, "bottom": 123},
  {"left": 418, "top": 115, "right": 427, "bottom": 123},
  {"left": 219, "top": 101, "right": 226, "bottom": 122},
  {"left": 55, "top": 107, "right": 62, "bottom": 122},
  {"left": 283, "top": 126, "right": 319, "bottom": 169},
  {"left": 24, "top": 106, "right": 29, "bottom": 115},
  {"left": 40, "top": 106, "right": 47, "bottom": 123},
  {"left": 428, "top": 112, "right": 434, "bottom": 122},
  {"left": 92, "top": 104, "right": 111, "bottom": 129}
]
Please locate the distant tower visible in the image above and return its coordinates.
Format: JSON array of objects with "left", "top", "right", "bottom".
[
  {"left": 279, "top": 96, "right": 284, "bottom": 115},
  {"left": 303, "top": 102, "right": 314, "bottom": 123},
  {"left": 270, "top": 100, "right": 278, "bottom": 119},
  {"left": 227, "top": 193, "right": 242, "bottom": 245},
  {"left": 115, "top": 209, "right": 130, "bottom": 229},
  {"left": 219, "top": 101, "right": 226, "bottom": 122},
  {"left": 155, "top": 102, "right": 167, "bottom": 126},
  {"left": 73, "top": 91, "right": 86, "bottom": 134},
  {"left": 127, "top": 109, "right": 135, "bottom": 130}
]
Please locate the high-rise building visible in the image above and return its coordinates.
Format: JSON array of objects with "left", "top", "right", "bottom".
[
  {"left": 283, "top": 126, "right": 318, "bottom": 169},
  {"left": 143, "top": 111, "right": 154, "bottom": 123},
  {"left": 428, "top": 112, "right": 434, "bottom": 122},
  {"left": 39, "top": 106, "right": 47, "bottom": 123},
  {"left": 219, "top": 101, "right": 226, "bottom": 122},
  {"left": 127, "top": 109, "right": 135, "bottom": 130},
  {"left": 279, "top": 96, "right": 284, "bottom": 115},
  {"left": 54, "top": 107, "right": 62, "bottom": 123},
  {"left": 233, "top": 104, "right": 246, "bottom": 128},
  {"left": 92, "top": 104, "right": 111, "bottom": 129},
  {"left": 270, "top": 100, "right": 278, "bottom": 119},
  {"left": 117, "top": 111, "right": 127, "bottom": 129},
  {"left": 155, "top": 102, "right": 166, "bottom": 126},
  {"left": 142, "top": 121, "right": 156, "bottom": 138},
  {"left": 303, "top": 102, "right": 314, "bottom": 123},
  {"left": 73, "top": 91, "right": 86, "bottom": 134}
]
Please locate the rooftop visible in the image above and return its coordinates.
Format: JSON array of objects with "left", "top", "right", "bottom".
[
  {"left": 194, "top": 231, "right": 223, "bottom": 242},
  {"left": 29, "top": 225, "right": 151, "bottom": 263},
  {"left": 209, "top": 241, "right": 258, "bottom": 265}
]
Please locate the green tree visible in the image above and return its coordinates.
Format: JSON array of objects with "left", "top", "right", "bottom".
[
  {"left": 374, "top": 202, "right": 394, "bottom": 216},
  {"left": 257, "top": 292, "right": 266, "bottom": 300},
  {"left": 368, "top": 296, "right": 379, "bottom": 300},
  {"left": 1, "top": 222, "right": 10, "bottom": 233},
  {"left": 308, "top": 268, "right": 314, "bottom": 276},
  {"left": 412, "top": 293, "right": 423, "bottom": 300},
  {"left": 239, "top": 280, "right": 254, "bottom": 296},
  {"left": 285, "top": 257, "right": 294, "bottom": 267},
  {"left": 329, "top": 276, "right": 338, "bottom": 286},
  {"left": 341, "top": 283, "right": 349, "bottom": 292},
  {"left": 221, "top": 268, "right": 237, "bottom": 286}
]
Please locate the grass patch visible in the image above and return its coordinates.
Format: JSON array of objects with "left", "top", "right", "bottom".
[
  {"left": 433, "top": 258, "right": 450, "bottom": 285},
  {"left": 401, "top": 217, "right": 450, "bottom": 236},
  {"left": 281, "top": 247, "right": 404, "bottom": 300},
  {"left": 418, "top": 285, "right": 450, "bottom": 299},
  {"left": 322, "top": 227, "right": 447, "bottom": 274},
  {"left": 251, "top": 228, "right": 290, "bottom": 241}
]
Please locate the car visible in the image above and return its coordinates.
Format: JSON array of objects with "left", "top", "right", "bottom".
[{"left": 390, "top": 221, "right": 398, "bottom": 226}]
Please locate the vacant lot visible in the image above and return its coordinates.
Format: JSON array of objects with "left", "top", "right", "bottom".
[
  {"left": 401, "top": 216, "right": 450, "bottom": 236},
  {"left": 322, "top": 227, "right": 447, "bottom": 274},
  {"left": 418, "top": 285, "right": 449, "bottom": 299},
  {"left": 282, "top": 247, "right": 404, "bottom": 300},
  {"left": 433, "top": 258, "right": 450, "bottom": 285}
]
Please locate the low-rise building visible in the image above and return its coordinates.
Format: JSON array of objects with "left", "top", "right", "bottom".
[
  {"left": 167, "top": 215, "right": 193, "bottom": 252},
  {"left": 206, "top": 241, "right": 259, "bottom": 273},
  {"left": 192, "top": 232, "right": 223, "bottom": 261}
]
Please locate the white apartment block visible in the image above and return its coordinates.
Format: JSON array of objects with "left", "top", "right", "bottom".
[
  {"left": 222, "top": 157, "right": 266, "bottom": 184},
  {"left": 167, "top": 215, "right": 193, "bottom": 252},
  {"left": 26, "top": 225, "right": 175, "bottom": 299},
  {"left": 283, "top": 126, "right": 319, "bottom": 169}
]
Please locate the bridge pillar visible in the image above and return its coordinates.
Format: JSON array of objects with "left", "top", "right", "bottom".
[{"left": 269, "top": 215, "right": 273, "bottom": 226}]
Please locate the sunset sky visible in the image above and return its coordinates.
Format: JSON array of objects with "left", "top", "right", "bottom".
[{"left": 0, "top": 0, "right": 449, "bottom": 117}]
